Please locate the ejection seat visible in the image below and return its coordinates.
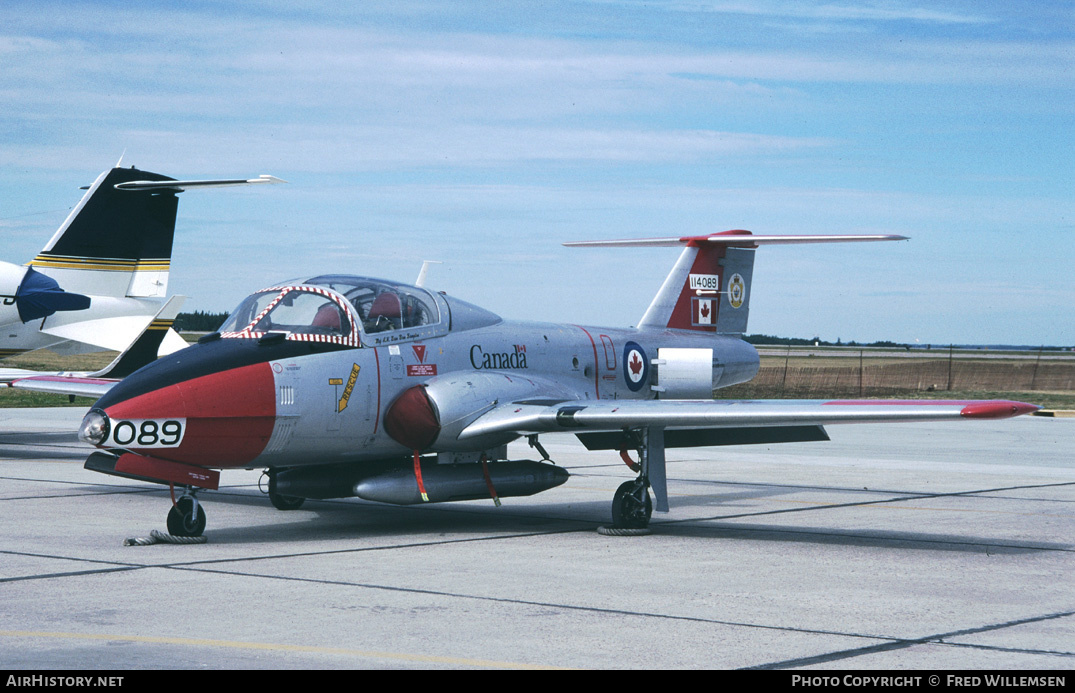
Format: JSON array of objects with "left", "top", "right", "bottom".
[
  {"left": 311, "top": 303, "right": 343, "bottom": 333},
  {"left": 366, "top": 291, "right": 402, "bottom": 332}
]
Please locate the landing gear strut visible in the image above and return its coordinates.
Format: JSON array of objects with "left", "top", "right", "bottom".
[
  {"left": 166, "top": 487, "right": 206, "bottom": 537},
  {"left": 604, "top": 427, "right": 667, "bottom": 533}
]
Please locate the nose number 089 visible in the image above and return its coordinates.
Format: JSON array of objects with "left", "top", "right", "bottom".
[{"left": 108, "top": 418, "right": 186, "bottom": 448}]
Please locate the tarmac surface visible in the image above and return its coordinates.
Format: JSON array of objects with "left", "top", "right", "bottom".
[{"left": 1, "top": 407, "right": 1073, "bottom": 670}]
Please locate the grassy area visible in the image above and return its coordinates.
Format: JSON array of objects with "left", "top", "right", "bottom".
[
  {"left": 717, "top": 385, "right": 1075, "bottom": 410},
  {"left": 722, "top": 353, "right": 1075, "bottom": 409},
  {"left": 1, "top": 350, "right": 117, "bottom": 407},
  {"left": 0, "top": 390, "right": 98, "bottom": 408},
  {"left": 4, "top": 346, "right": 1074, "bottom": 410}
]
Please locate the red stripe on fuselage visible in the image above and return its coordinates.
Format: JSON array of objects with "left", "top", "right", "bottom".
[
  {"left": 373, "top": 347, "right": 382, "bottom": 433},
  {"left": 104, "top": 362, "right": 276, "bottom": 468},
  {"left": 574, "top": 326, "right": 601, "bottom": 398}
]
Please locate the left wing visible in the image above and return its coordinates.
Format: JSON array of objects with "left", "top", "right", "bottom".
[
  {"left": 461, "top": 397, "right": 1039, "bottom": 515},
  {"left": 7, "top": 297, "right": 189, "bottom": 400},
  {"left": 7, "top": 375, "right": 117, "bottom": 399},
  {"left": 459, "top": 398, "right": 1040, "bottom": 441}
]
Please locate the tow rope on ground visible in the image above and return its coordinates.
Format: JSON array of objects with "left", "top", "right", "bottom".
[{"left": 123, "top": 530, "right": 207, "bottom": 546}]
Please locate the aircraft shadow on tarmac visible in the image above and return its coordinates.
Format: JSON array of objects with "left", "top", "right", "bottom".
[{"left": 83, "top": 479, "right": 1070, "bottom": 554}]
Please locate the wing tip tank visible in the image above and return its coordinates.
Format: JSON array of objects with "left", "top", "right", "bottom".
[{"left": 960, "top": 401, "right": 1041, "bottom": 419}]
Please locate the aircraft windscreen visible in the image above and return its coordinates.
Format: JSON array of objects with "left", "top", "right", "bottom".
[
  {"left": 252, "top": 291, "right": 349, "bottom": 336},
  {"left": 218, "top": 288, "right": 352, "bottom": 338},
  {"left": 218, "top": 290, "right": 278, "bottom": 334}
]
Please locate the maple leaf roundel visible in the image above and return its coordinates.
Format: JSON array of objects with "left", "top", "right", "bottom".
[{"left": 622, "top": 341, "right": 648, "bottom": 392}]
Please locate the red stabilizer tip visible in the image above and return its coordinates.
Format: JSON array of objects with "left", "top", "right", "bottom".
[{"left": 960, "top": 401, "right": 1041, "bottom": 419}]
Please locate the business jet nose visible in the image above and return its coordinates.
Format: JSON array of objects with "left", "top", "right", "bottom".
[{"left": 90, "top": 360, "right": 278, "bottom": 468}]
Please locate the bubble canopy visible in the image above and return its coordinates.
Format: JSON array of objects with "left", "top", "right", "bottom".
[{"left": 218, "top": 275, "right": 443, "bottom": 346}]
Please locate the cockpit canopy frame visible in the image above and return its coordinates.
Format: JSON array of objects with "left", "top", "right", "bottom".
[{"left": 217, "top": 275, "right": 448, "bottom": 347}]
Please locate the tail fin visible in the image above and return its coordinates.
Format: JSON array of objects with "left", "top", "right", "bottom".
[
  {"left": 565, "top": 231, "right": 907, "bottom": 336},
  {"left": 31, "top": 167, "right": 181, "bottom": 298},
  {"left": 30, "top": 166, "right": 286, "bottom": 299}
]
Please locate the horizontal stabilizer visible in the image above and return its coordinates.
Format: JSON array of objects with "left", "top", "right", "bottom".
[
  {"left": 113, "top": 175, "right": 287, "bottom": 191},
  {"left": 565, "top": 230, "right": 908, "bottom": 334},
  {"left": 565, "top": 232, "right": 908, "bottom": 248}
]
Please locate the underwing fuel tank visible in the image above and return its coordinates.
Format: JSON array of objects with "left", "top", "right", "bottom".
[{"left": 274, "top": 460, "right": 569, "bottom": 505}]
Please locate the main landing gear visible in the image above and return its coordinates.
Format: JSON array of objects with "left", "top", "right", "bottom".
[
  {"left": 601, "top": 427, "right": 667, "bottom": 535},
  {"left": 264, "top": 469, "right": 305, "bottom": 510},
  {"left": 611, "top": 478, "right": 653, "bottom": 529}
]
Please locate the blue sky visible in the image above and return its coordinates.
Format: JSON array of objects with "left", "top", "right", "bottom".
[{"left": 1, "top": 1, "right": 1071, "bottom": 345}]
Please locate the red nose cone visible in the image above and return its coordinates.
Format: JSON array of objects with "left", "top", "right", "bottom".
[{"left": 104, "top": 362, "right": 276, "bottom": 467}]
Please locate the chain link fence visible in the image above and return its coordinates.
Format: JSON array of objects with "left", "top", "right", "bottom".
[{"left": 720, "top": 354, "right": 1075, "bottom": 398}]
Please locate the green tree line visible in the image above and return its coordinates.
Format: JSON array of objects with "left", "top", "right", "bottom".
[{"left": 174, "top": 311, "right": 230, "bottom": 332}]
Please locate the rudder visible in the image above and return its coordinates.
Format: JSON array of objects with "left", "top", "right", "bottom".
[
  {"left": 30, "top": 166, "right": 180, "bottom": 298},
  {"left": 638, "top": 230, "right": 756, "bottom": 335},
  {"left": 564, "top": 230, "right": 907, "bottom": 336}
]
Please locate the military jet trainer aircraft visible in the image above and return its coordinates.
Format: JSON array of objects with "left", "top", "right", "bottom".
[
  {"left": 18, "top": 230, "right": 1038, "bottom": 536},
  {"left": 0, "top": 162, "right": 284, "bottom": 381}
]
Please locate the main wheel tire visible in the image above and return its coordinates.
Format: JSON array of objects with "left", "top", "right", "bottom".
[
  {"left": 611, "top": 480, "right": 652, "bottom": 529},
  {"left": 166, "top": 496, "right": 206, "bottom": 537},
  {"left": 269, "top": 491, "right": 306, "bottom": 511}
]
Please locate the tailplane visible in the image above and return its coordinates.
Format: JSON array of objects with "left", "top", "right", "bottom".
[{"left": 565, "top": 231, "right": 907, "bottom": 335}]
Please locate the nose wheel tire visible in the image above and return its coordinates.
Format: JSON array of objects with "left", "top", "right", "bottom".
[
  {"left": 166, "top": 496, "right": 206, "bottom": 537},
  {"left": 611, "top": 479, "right": 652, "bottom": 529}
]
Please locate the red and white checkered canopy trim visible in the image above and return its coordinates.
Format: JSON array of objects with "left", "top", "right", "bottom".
[{"left": 220, "top": 285, "right": 362, "bottom": 347}]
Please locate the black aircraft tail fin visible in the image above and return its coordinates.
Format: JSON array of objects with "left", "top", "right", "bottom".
[
  {"left": 31, "top": 166, "right": 181, "bottom": 278},
  {"left": 28, "top": 164, "right": 286, "bottom": 298}
]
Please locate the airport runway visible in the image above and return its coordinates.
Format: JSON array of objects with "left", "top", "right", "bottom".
[{"left": 1, "top": 407, "right": 1073, "bottom": 670}]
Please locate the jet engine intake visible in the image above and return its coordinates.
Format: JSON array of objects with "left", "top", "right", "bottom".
[
  {"left": 384, "top": 371, "right": 576, "bottom": 451},
  {"left": 0, "top": 262, "right": 91, "bottom": 325}
]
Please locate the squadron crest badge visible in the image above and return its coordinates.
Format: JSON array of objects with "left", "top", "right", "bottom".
[{"left": 728, "top": 273, "right": 746, "bottom": 309}]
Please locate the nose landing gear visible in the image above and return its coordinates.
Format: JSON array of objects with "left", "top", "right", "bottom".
[{"left": 166, "top": 485, "right": 206, "bottom": 537}]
